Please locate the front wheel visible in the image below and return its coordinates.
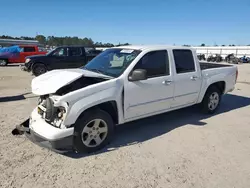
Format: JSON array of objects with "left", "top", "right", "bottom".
[
  {"left": 74, "top": 109, "right": 114, "bottom": 153},
  {"left": 32, "top": 64, "right": 47, "bottom": 76},
  {"left": 0, "top": 59, "right": 8, "bottom": 66},
  {"left": 201, "top": 86, "right": 221, "bottom": 114}
]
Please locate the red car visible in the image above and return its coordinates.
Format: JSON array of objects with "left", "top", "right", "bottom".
[{"left": 0, "top": 45, "right": 47, "bottom": 66}]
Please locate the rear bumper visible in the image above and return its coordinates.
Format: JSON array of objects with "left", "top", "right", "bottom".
[
  {"left": 12, "top": 109, "right": 74, "bottom": 153},
  {"left": 227, "top": 86, "right": 235, "bottom": 93}
]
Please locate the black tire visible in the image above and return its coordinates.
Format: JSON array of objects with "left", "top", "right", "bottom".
[
  {"left": 74, "top": 109, "right": 114, "bottom": 153},
  {"left": 201, "top": 86, "right": 221, "bottom": 114},
  {"left": 0, "top": 59, "right": 8, "bottom": 66},
  {"left": 32, "top": 63, "right": 47, "bottom": 76}
]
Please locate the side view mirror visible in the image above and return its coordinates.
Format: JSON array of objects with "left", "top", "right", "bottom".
[{"left": 128, "top": 69, "right": 147, "bottom": 81}]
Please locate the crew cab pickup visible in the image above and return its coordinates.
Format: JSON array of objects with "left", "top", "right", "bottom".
[
  {"left": 22, "top": 46, "right": 98, "bottom": 76},
  {"left": 0, "top": 45, "right": 47, "bottom": 66},
  {"left": 13, "top": 45, "right": 238, "bottom": 153}
]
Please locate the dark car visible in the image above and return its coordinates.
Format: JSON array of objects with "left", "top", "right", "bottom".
[
  {"left": 207, "top": 54, "right": 223, "bottom": 62},
  {"left": 239, "top": 56, "right": 250, "bottom": 63},
  {"left": 225, "top": 53, "right": 240, "bottom": 64},
  {"left": 22, "top": 46, "right": 99, "bottom": 76},
  {"left": 86, "top": 49, "right": 103, "bottom": 56},
  {"left": 197, "top": 54, "right": 206, "bottom": 61}
]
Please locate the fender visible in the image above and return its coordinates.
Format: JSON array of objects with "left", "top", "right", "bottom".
[{"left": 62, "top": 86, "right": 124, "bottom": 126}]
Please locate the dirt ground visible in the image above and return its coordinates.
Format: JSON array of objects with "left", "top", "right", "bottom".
[{"left": 0, "top": 64, "right": 250, "bottom": 188}]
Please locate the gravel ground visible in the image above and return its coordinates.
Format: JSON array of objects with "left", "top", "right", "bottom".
[{"left": 0, "top": 64, "right": 250, "bottom": 188}]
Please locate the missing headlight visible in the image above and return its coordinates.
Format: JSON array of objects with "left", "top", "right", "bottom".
[{"left": 51, "top": 107, "right": 66, "bottom": 128}]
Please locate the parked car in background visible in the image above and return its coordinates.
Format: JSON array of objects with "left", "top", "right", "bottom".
[
  {"left": 21, "top": 46, "right": 99, "bottom": 76},
  {"left": 0, "top": 45, "right": 47, "bottom": 66},
  {"left": 13, "top": 45, "right": 238, "bottom": 153},
  {"left": 239, "top": 56, "right": 250, "bottom": 63},
  {"left": 225, "top": 53, "right": 240, "bottom": 64},
  {"left": 207, "top": 54, "right": 223, "bottom": 62},
  {"left": 197, "top": 54, "right": 206, "bottom": 61},
  {"left": 215, "top": 54, "right": 223, "bottom": 62},
  {"left": 86, "top": 49, "right": 103, "bottom": 56}
]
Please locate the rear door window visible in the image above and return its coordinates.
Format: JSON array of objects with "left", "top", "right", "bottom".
[
  {"left": 69, "top": 47, "right": 82, "bottom": 56},
  {"left": 173, "top": 49, "right": 195, "bottom": 74},
  {"left": 23, "top": 47, "right": 36, "bottom": 52}
]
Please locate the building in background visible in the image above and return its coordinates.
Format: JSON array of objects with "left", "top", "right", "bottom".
[{"left": 0, "top": 39, "right": 41, "bottom": 48}]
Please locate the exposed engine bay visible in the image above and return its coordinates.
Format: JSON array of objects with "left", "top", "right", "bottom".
[
  {"left": 36, "top": 76, "right": 109, "bottom": 126},
  {"left": 55, "top": 76, "right": 109, "bottom": 95}
]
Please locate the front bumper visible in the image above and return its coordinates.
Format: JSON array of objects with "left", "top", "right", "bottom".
[
  {"left": 20, "top": 64, "right": 29, "bottom": 71},
  {"left": 12, "top": 108, "right": 74, "bottom": 153},
  {"left": 20, "top": 63, "right": 32, "bottom": 72}
]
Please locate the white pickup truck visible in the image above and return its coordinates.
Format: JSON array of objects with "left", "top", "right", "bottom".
[{"left": 13, "top": 45, "right": 238, "bottom": 153}]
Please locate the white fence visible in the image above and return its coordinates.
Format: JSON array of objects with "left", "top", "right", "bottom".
[
  {"left": 96, "top": 46, "right": 250, "bottom": 59},
  {"left": 194, "top": 46, "right": 250, "bottom": 58}
]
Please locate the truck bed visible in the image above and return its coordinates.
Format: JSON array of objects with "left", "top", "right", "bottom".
[{"left": 200, "top": 62, "right": 232, "bottom": 70}]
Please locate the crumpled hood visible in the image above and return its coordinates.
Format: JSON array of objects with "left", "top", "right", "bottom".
[{"left": 31, "top": 69, "right": 111, "bottom": 95}]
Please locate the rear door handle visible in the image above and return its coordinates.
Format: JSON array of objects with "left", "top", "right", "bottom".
[
  {"left": 190, "top": 76, "right": 198, "bottom": 80},
  {"left": 162, "top": 80, "right": 172, "bottom": 85}
]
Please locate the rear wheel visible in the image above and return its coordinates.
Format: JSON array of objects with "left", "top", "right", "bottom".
[
  {"left": 32, "top": 64, "right": 47, "bottom": 76},
  {"left": 74, "top": 109, "right": 114, "bottom": 153},
  {"left": 201, "top": 86, "right": 221, "bottom": 114},
  {"left": 0, "top": 59, "right": 8, "bottom": 66}
]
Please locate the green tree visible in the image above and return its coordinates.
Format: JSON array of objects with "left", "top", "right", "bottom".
[
  {"left": 201, "top": 43, "right": 205, "bottom": 46},
  {"left": 35, "top": 35, "right": 46, "bottom": 45}
]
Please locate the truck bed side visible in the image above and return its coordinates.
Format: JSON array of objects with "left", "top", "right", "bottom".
[
  {"left": 197, "top": 64, "right": 237, "bottom": 103},
  {"left": 200, "top": 62, "right": 232, "bottom": 70}
]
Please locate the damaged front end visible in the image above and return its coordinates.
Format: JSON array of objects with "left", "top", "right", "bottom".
[
  {"left": 12, "top": 117, "right": 74, "bottom": 153},
  {"left": 11, "top": 96, "right": 74, "bottom": 153},
  {"left": 12, "top": 69, "right": 113, "bottom": 153},
  {"left": 12, "top": 119, "right": 30, "bottom": 136}
]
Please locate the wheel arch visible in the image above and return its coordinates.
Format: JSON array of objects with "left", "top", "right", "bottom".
[
  {"left": 31, "top": 62, "right": 47, "bottom": 70},
  {"left": 198, "top": 81, "right": 226, "bottom": 103},
  {"left": 80, "top": 101, "right": 119, "bottom": 125},
  {"left": 64, "top": 97, "right": 121, "bottom": 128},
  {"left": 0, "top": 58, "right": 8, "bottom": 65},
  {"left": 207, "top": 81, "right": 225, "bottom": 94}
]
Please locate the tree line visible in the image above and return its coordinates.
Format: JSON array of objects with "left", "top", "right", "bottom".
[
  {"left": 0, "top": 35, "right": 130, "bottom": 47},
  {"left": 1, "top": 35, "right": 249, "bottom": 47}
]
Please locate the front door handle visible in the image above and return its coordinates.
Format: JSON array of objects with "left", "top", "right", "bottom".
[
  {"left": 190, "top": 76, "right": 198, "bottom": 81},
  {"left": 162, "top": 80, "right": 172, "bottom": 85}
]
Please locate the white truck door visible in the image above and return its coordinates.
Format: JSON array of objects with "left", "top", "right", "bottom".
[
  {"left": 171, "top": 49, "right": 202, "bottom": 107},
  {"left": 124, "top": 50, "right": 174, "bottom": 121}
]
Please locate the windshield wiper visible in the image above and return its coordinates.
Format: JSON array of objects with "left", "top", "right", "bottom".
[{"left": 88, "top": 68, "right": 104, "bottom": 74}]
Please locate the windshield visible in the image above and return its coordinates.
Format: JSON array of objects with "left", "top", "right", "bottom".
[
  {"left": 46, "top": 48, "right": 58, "bottom": 56},
  {"left": 83, "top": 48, "right": 141, "bottom": 77},
  {"left": 46, "top": 47, "right": 67, "bottom": 56}
]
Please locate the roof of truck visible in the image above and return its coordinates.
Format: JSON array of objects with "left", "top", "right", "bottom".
[{"left": 114, "top": 45, "right": 194, "bottom": 51}]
